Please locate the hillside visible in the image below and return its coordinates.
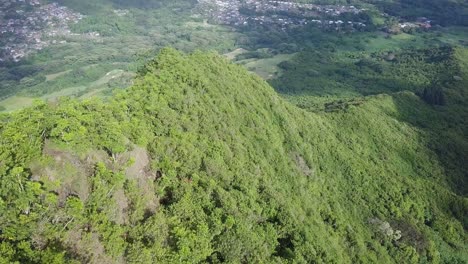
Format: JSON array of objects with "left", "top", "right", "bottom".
[{"left": 0, "top": 48, "right": 467, "bottom": 263}]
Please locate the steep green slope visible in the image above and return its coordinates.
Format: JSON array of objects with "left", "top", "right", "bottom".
[{"left": 0, "top": 49, "right": 467, "bottom": 263}]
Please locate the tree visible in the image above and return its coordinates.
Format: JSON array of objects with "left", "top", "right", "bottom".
[{"left": 419, "top": 86, "right": 446, "bottom": 105}]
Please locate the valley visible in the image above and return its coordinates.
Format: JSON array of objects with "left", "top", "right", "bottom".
[{"left": 1, "top": 0, "right": 466, "bottom": 112}]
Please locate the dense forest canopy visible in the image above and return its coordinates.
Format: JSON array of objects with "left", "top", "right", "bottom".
[
  {"left": 1, "top": 0, "right": 468, "bottom": 263},
  {"left": 0, "top": 48, "right": 467, "bottom": 263}
]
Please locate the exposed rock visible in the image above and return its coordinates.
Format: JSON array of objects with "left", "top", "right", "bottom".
[
  {"left": 292, "top": 152, "right": 313, "bottom": 176},
  {"left": 368, "top": 218, "right": 402, "bottom": 241}
]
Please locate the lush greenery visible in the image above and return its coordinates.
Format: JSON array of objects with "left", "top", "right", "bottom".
[
  {"left": 2, "top": 0, "right": 467, "bottom": 112},
  {"left": 371, "top": 0, "right": 468, "bottom": 26},
  {"left": 0, "top": 0, "right": 239, "bottom": 104},
  {"left": 1, "top": 0, "right": 468, "bottom": 262},
  {"left": 295, "top": 0, "right": 468, "bottom": 26},
  {"left": 1, "top": 48, "right": 467, "bottom": 263},
  {"left": 270, "top": 46, "right": 459, "bottom": 106}
]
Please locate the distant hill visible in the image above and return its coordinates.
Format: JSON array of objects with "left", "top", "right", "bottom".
[
  {"left": 0, "top": 48, "right": 467, "bottom": 263},
  {"left": 294, "top": 0, "right": 468, "bottom": 26},
  {"left": 371, "top": 0, "right": 468, "bottom": 26}
]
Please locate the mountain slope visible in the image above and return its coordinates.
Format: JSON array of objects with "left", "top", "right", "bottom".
[{"left": 0, "top": 48, "right": 467, "bottom": 263}]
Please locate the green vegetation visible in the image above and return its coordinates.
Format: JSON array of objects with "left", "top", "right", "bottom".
[
  {"left": 0, "top": 0, "right": 468, "bottom": 111},
  {"left": 1, "top": 0, "right": 468, "bottom": 261},
  {"left": 1, "top": 48, "right": 467, "bottom": 263},
  {"left": 237, "top": 53, "right": 295, "bottom": 79},
  {"left": 372, "top": 0, "right": 468, "bottom": 26},
  {"left": 271, "top": 46, "right": 457, "bottom": 97},
  {"left": 2, "top": 0, "right": 467, "bottom": 112},
  {"left": 0, "top": 0, "right": 239, "bottom": 103},
  {"left": 295, "top": 0, "right": 468, "bottom": 26}
]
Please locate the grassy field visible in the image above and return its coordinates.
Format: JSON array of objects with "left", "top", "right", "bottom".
[
  {"left": 364, "top": 33, "right": 419, "bottom": 51},
  {"left": 238, "top": 53, "right": 295, "bottom": 79},
  {"left": 224, "top": 48, "right": 248, "bottom": 60},
  {"left": 0, "top": 69, "right": 135, "bottom": 111},
  {"left": 0, "top": 96, "right": 36, "bottom": 112},
  {"left": 45, "top": 70, "right": 72, "bottom": 81}
]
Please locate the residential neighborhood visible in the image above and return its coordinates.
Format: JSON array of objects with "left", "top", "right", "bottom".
[
  {"left": 399, "top": 17, "right": 432, "bottom": 30},
  {"left": 0, "top": 0, "right": 84, "bottom": 62},
  {"left": 196, "top": 0, "right": 367, "bottom": 30},
  {"left": 0, "top": 0, "right": 435, "bottom": 63},
  {"left": 196, "top": 0, "right": 436, "bottom": 33}
]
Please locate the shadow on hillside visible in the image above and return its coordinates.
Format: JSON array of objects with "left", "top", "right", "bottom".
[{"left": 391, "top": 92, "right": 468, "bottom": 197}]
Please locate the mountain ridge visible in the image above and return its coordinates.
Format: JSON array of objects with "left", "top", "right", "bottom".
[{"left": 0, "top": 48, "right": 467, "bottom": 263}]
